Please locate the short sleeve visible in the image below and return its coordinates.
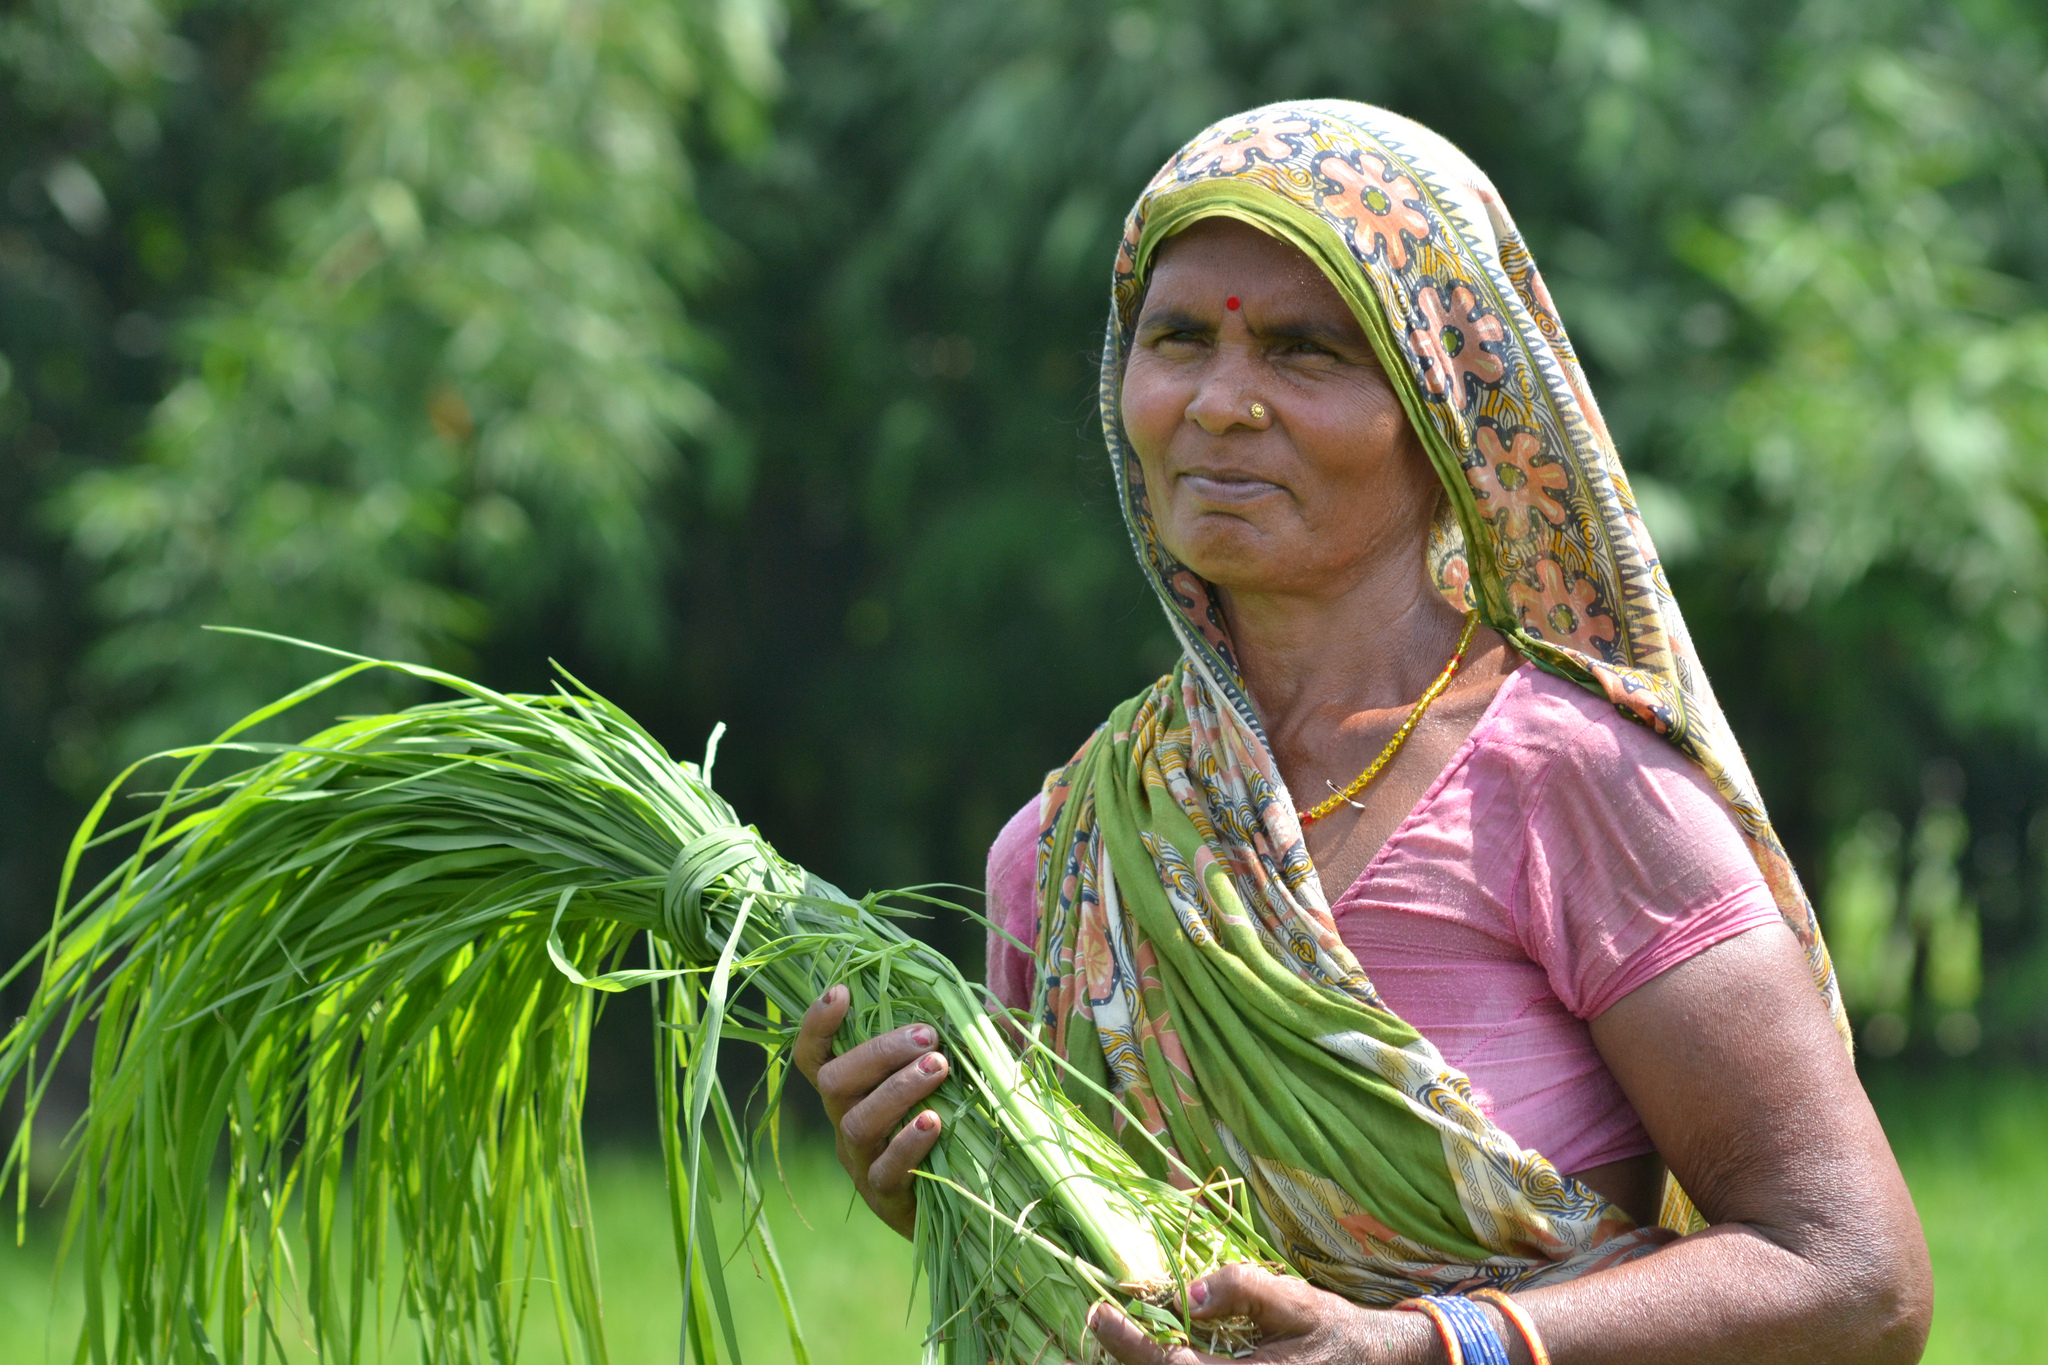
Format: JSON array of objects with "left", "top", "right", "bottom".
[
  {"left": 984, "top": 795, "right": 1042, "bottom": 1012},
  {"left": 1516, "top": 702, "right": 1784, "bottom": 1020}
]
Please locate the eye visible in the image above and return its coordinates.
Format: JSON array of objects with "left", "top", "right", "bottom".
[{"left": 1149, "top": 327, "right": 1207, "bottom": 351}]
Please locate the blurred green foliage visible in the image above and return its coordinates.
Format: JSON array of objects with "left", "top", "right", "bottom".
[
  {"left": 22, "top": 0, "right": 779, "bottom": 761},
  {"left": 5, "top": 0, "right": 2048, "bottom": 1081}
]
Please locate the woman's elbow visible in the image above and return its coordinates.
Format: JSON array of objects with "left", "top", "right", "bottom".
[
  {"left": 1831, "top": 1214, "right": 1933, "bottom": 1365},
  {"left": 1873, "top": 1243, "right": 1934, "bottom": 1364}
]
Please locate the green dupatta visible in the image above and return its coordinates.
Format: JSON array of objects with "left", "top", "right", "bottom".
[{"left": 1034, "top": 102, "right": 1850, "bottom": 1305}]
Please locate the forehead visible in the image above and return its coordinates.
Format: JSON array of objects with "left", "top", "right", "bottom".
[{"left": 1142, "top": 216, "right": 1347, "bottom": 309}]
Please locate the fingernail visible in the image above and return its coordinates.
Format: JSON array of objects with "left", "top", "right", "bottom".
[
  {"left": 910, "top": 1025, "right": 935, "bottom": 1047},
  {"left": 915, "top": 1111, "right": 938, "bottom": 1132},
  {"left": 1189, "top": 1279, "right": 1209, "bottom": 1309},
  {"left": 918, "top": 1052, "right": 946, "bottom": 1075},
  {"left": 831, "top": 984, "right": 849, "bottom": 1005}
]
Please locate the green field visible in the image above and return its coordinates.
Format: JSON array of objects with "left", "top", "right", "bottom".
[{"left": 2, "top": 1069, "right": 2041, "bottom": 1363}]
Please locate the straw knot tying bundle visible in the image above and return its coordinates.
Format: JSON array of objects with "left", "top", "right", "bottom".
[{"left": 663, "top": 824, "right": 784, "bottom": 958}]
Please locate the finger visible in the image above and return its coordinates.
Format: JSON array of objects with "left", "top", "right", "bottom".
[
  {"left": 839, "top": 1050, "right": 950, "bottom": 1151},
  {"left": 866, "top": 1108, "right": 944, "bottom": 1196},
  {"left": 1086, "top": 1304, "right": 1216, "bottom": 1365},
  {"left": 793, "top": 986, "right": 850, "bottom": 1082},
  {"left": 1186, "top": 1263, "right": 1320, "bottom": 1337},
  {"left": 814, "top": 1021, "right": 942, "bottom": 1105}
]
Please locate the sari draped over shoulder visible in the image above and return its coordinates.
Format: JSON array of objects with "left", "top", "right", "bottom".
[{"left": 1033, "top": 100, "right": 1850, "bottom": 1305}]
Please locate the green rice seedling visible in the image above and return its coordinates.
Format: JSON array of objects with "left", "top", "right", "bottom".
[{"left": 0, "top": 638, "right": 1279, "bottom": 1365}]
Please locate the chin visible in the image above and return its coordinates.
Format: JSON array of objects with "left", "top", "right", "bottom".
[{"left": 1170, "top": 536, "right": 1296, "bottom": 595}]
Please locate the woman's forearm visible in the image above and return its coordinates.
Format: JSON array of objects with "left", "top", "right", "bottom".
[{"left": 1493, "top": 1219, "right": 1929, "bottom": 1365}]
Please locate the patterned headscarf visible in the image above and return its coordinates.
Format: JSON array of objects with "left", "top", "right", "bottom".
[{"left": 1034, "top": 101, "right": 1848, "bottom": 1303}]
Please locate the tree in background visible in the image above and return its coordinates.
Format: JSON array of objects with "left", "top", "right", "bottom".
[
  {"left": 0, "top": 0, "right": 777, "bottom": 1042},
  {"left": 27, "top": 0, "right": 779, "bottom": 758},
  {"left": 4, "top": 0, "right": 2046, "bottom": 1076}
]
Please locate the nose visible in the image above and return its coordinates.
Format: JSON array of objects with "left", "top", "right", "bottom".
[{"left": 1184, "top": 342, "right": 1271, "bottom": 436}]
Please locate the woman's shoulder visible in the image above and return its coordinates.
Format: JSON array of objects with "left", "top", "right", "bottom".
[
  {"left": 1478, "top": 662, "right": 1704, "bottom": 794},
  {"left": 1476, "top": 663, "right": 1780, "bottom": 1018},
  {"left": 1476, "top": 661, "right": 1751, "bottom": 859}
]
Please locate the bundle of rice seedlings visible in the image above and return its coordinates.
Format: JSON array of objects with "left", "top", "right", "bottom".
[{"left": 0, "top": 639, "right": 1278, "bottom": 1365}]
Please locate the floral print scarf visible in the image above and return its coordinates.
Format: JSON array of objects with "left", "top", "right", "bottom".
[{"left": 1034, "top": 101, "right": 1849, "bottom": 1304}]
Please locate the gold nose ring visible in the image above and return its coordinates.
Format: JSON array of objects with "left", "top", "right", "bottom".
[{"left": 1249, "top": 401, "right": 1268, "bottom": 421}]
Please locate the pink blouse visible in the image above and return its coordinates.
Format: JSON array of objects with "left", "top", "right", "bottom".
[{"left": 983, "top": 664, "right": 1783, "bottom": 1174}]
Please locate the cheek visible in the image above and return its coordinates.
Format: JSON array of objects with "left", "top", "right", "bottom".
[
  {"left": 1298, "top": 386, "right": 1427, "bottom": 500},
  {"left": 1118, "top": 357, "right": 1186, "bottom": 457}
]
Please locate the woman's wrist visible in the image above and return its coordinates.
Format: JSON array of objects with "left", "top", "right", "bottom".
[
  {"left": 1362, "top": 1305, "right": 1466, "bottom": 1364},
  {"left": 1387, "top": 1296, "right": 1535, "bottom": 1365}
]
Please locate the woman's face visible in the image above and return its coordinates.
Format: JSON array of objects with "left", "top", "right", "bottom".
[{"left": 1120, "top": 217, "right": 1441, "bottom": 601}]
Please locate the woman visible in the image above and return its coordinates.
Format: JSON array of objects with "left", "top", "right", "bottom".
[{"left": 795, "top": 102, "right": 1931, "bottom": 1364}]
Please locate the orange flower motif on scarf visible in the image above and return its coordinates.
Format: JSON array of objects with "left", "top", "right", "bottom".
[
  {"left": 1314, "top": 150, "right": 1432, "bottom": 271},
  {"left": 1077, "top": 912, "right": 1120, "bottom": 1009},
  {"left": 1510, "top": 558, "right": 1616, "bottom": 656},
  {"left": 1182, "top": 115, "right": 1314, "bottom": 177},
  {"left": 1409, "top": 283, "right": 1506, "bottom": 410},
  {"left": 1466, "top": 425, "right": 1568, "bottom": 539},
  {"left": 1434, "top": 550, "right": 1473, "bottom": 611}
]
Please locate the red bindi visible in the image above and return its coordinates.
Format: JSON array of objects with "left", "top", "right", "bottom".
[{"left": 1225, "top": 296, "right": 1241, "bottom": 310}]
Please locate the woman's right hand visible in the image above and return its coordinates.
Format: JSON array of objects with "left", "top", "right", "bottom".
[{"left": 792, "top": 984, "right": 950, "bottom": 1238}]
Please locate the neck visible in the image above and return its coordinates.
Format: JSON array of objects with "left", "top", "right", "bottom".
[{"left": 1215, "top": 555, "right": 1469, "bottom": 737}]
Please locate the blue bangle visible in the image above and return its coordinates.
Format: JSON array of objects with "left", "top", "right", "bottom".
[{"left": 1409, "top": 1294, "right": 1511, "bottom": 1365}]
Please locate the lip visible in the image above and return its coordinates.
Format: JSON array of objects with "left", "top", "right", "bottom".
[{"left": 1177, "top": 470, "right": 1286, "bottom": 503}]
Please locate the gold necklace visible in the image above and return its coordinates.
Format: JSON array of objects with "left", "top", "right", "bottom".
[{"left": 1298, "top": 610, "right": 1480, "bottom": 827}]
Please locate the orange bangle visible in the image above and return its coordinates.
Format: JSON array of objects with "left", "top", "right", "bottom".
[
  {"left": 1467, "top": 1289, "right": 1550, "bottom": 1365},
  {"left": 1395, "top": 1297, "right": 1464, "bottom": 1365}
]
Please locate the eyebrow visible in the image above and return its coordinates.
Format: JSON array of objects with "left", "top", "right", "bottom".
[
  {"left": 1250, "top": 316, "right": 1364, "bottom": 348},
  {"left": 1135, "top": 308, "right": 1212, "bottom": 335}
]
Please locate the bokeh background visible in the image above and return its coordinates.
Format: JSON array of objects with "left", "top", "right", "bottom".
[{"left": 2, "top": 0, "right": 2045, "bottom": 1359}]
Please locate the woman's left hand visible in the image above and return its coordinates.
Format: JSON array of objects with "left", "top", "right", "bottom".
[{"left": 1086, "top": 1264, "right": 1434, "bottom": 1365}]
